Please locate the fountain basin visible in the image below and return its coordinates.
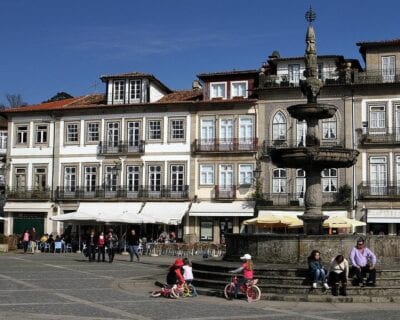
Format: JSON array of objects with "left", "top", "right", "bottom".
[
  {"left": 288, "top": 103, "right": 337, "bottom": 120},
  {"left": 268, "top": 147, "right": 359, "bottom": 169}
]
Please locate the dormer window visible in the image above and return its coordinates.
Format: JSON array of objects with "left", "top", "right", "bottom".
[
  {"left": 231, "top": 81, "right": 248, "bottom": 98},
  {"left": 130, "top": 79, "right": 141, "bottom": 102},
  {"left": 210, "top": 82, "right": 227, "bottom": 99},
  {"left": 113, "top": 80, "right": 125, "bottom": 103}
]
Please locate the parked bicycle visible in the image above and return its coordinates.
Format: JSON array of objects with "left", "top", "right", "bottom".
[
  {"left": 150, "top": 283, "right": 181, "bottom": 299},
  {"left": 224, "top": 275, "right": 261, "bottom": 302}
]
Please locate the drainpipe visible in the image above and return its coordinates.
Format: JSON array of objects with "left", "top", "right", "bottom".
[
  {"left": 351, "top": 89, "right": 356, "bottom": 221},
  {"left": 51, "top": 114, "right": 56, "bottom": 202}
]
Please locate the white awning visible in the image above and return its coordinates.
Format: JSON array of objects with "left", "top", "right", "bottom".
[
  {"left": 4, "top": 202, "right": 53, "bottom": 213},
  {"left": 51, "top": 202, "right": 146, "bottom": 223},
  {"left": 258, "top": 210, "right": 347, "bottom": 218},
  {"left": 0, "top": 217, "right": 5, "bottom": 221},
  {"left": 367, "top": 209, "right": 400, "bottom": 223},
  {"left": 140, "top": 202, "right": 190, "bottom": 225},
  {"left": 189, "top": 201, "right": 255, "bottom": 217}
]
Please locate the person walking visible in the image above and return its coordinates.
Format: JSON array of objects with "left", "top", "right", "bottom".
[
  {"left": 349, "top": 238, "right": 377, "bottom": 286},
  {"left": 126, "top": 229, "right": 140, "bottom": 262},
  {"left": 182, "top": 257, "right": 193, "bottom": 285},
  {"left": 328, "top": 254, "right": 349, "bottom": 296},
  {"left": 86, "top": 230, "right": 97, "bottom": 262},
  {"left": 308, "top": 250, "right": 330, "bottom": 290},
  {"left": 97, "top": 231, "right": 106, "bottom": 262},
  {"left": 30, "top": 227, "right": 37, "bottom": 254},
  {"left": 22, "top": 229, "right": 30, "bottom": 253},
  {"left": 106, "top": 230, "right": 118, "bottom": 263}
]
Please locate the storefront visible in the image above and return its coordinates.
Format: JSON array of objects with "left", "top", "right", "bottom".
[{"left": 367, "top": 209, "right": 400, "bottom": 235}]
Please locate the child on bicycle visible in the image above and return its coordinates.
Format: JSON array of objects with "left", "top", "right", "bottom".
[
  {"left": 182, "top": 257, "right": 194, "bottom": 285},
  {"left": 229, "top": 253, "right": 254, "bottom": 297},
  {"left": 166, "top": 258, "right": 185, "bottom": 287}
]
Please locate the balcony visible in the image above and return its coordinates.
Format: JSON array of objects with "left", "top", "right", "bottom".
[
  {"left": 358, "top": 181, "right": 400, "bottom": 199},
  {"left": 258, "top": 192, "right": 345, "bottom": 208},
  {"left": 261, "top": 139, "right": 345, "bottom": 156},
  {"left": 358, "top": 127, "right": 400, "bottom": 146},
  {"left": 192, "top": 138, "right": 258, "bottom": 154},
  {"left": 262, "top": 71, "right": 347, "bottom": 88},
  {"left": 6, "top": 187, "right": 51, "bottom": 200},
  {"left": 354, "top": 70, "right": 400, "bottom": 85},
  {"left": 98, "top": 140, "right": 145, "bottom": 156},
  {"left": 55, "top": 185, "right": 189, "bottom": 201},
  {"left": 214, "top": 185, "right": 236, "bottom": 200}
]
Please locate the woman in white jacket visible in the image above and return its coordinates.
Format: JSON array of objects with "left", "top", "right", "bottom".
[{"left": 328, "top": 254, "right": 349, "bottom": 296}]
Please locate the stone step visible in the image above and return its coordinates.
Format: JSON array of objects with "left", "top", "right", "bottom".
[
  {"left": 193, "top": 285, "right": 400, "bottom": 303},
  {"left": 193, "top": 277, "right": 400, "bottom": 296}
]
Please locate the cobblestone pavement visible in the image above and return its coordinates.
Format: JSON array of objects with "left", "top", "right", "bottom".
[{"left": 0, "top": 252, "right": 400, "bottom": 320}]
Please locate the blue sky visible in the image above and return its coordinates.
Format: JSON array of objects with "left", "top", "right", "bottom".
[{"left": 0, "top": 0, "right": 398, "bottom": 104}]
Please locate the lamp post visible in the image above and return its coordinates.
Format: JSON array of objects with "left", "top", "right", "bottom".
[{"left": 253, "top": 153, "right": 263, "bottom": 201}]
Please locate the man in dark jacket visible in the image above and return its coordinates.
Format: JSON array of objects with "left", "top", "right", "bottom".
[
  {"left": 86, "top": 230, "right": 97, "bottom": 262},
  {"left": 126, "top": 229, "right": 141, "bottom": 262}
]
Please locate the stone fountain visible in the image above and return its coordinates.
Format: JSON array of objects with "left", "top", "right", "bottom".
[{"left": 267, "top": 8, "right": 359, "bottom": 235}]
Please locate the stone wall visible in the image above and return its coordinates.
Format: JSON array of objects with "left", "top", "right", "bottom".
[{"left": 225, "top": 233, "right": 400, "bottom": 264}]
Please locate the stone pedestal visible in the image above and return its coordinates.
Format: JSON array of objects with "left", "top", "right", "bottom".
[{"left": 299, "top": 214, "right": 328, "bottom": 235}]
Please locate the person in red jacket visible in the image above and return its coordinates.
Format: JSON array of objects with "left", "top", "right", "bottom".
[
  {"left": 97, "top": 231, "right": 106, "bottom": 262},
  {"left": 166, "top": 258, "right": 185, "bottom": 286}
]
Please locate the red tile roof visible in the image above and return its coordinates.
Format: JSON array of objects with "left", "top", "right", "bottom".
[{"left": 157, "top": 90, "right": 202, "bottom": 103}]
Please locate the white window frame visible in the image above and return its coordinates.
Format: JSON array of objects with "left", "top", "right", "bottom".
[
  {"left": 148, "top": 165, "right": 162, "bottom": 191},
  {"left": 210, "top": 82, "right": 227, "bottom": 99},
  {"left": 16, "top": 124, "right": 28, "bottom": 145},
  {"left": 0, "top": 131, "right": 7, "bottom": 150},
  {"left": 369, "top": 157, "right": 387, "bottom": 195},
  {"left": 129, "top": 79, "right": 141, "bottom": 102},
  {"left": 170, "top": 164, "right": 185, "bottom": 192},
  {"left": 272, "top": 112, "right": 287, "bottom": 141},
  {"left": 64, "top": 166, "right": 77, "bottom": 192},
  {"left": 113, "top": 80, "right": 125, "bottom": 103},
  {"left": 65, "top": 123, "right": 79, "bottom": 144},
  {"left": 230, "top": 81, "right": 248, "bottom": 98},
  {"left": 321, "top": 168, "right": 338, "bottom": 193},
  {"left": 86, "top": 122, "right": 100, "bottom": 143},
  {"left": 239, "top": 164, "right": 253, "bottom": 186},
  {"left": 147, "top": 119, "right": 162, "bottom": 141},
  {"left": 200, "top": 164, "right": 214, "bottom": 185},
  {"left": 35, "top": 124, "right": 48, "bottom": 145},
  {"left": 170, "top": 118, "right": 185, "bottom": 141},
  {"left": 84, "top": 166, "right": 97, "bottom": 192},
  {"left": 369, "top": 105, "right": 386, "bottom": 129},
  {"left": 272, "top": 168, "right": 287, "bottom": 193},
  {"left": 322, "top": 116, "right": 337, "bottom": 140},
  {"left": 289, "top": 64, "right": 301, "bottom": 84},
  {"left": 381, "top": 55, "right": 396, "bottom": 83},
  {"left": 126, "top": 165, "right": 140, "bottom": 192}
]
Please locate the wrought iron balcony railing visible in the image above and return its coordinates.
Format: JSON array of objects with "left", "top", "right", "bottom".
[
  {"left": 358, "top": 127, "right": 400, "bottom": 146},
  {"left": 354, "top": 70, "right": 400, "bottom": 85},
  {"left": 258, "top": 192, "right": 343, "bottom": 207},
  {"left": 214, "top": 185, "right": 236, "bottom": 200},
  {"left": 98, "top": 140, "right": 145, "bottom": 155},
  {"left": 262, "top": 71, "right": 346, "bottom": 88},
  {"left": 358, "top": 181, "right": 400, "bottom": 199},
  {"left": 192, "top": 138, "right": 258, "bottom": 153},
  {"left": 55, "top": 185, "right": 189, "bottom": 201},
  {"left": 6, "top": 187, "right": 51, "bottom": 200}
]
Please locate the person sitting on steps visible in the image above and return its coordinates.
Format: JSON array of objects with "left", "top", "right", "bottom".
[
  {"left": 328, "top": 254, "right": 349, "bottom": 296},
  {"left": 349, "top": 238, "right": 377, "bottom": 287},
  {"left": 308, "top": 250, "right": 330, "bottom": 291}
]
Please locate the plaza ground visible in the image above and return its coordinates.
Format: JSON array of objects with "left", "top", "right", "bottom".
[{"left": 0, "top": 252, "right": 399, "bottom": 320}]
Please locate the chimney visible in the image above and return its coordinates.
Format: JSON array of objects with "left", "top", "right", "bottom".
[{"left": 192, "top": 80, "right": 202, "bottom": 90}]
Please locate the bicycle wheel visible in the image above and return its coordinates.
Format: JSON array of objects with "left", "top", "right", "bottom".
[
  {"left": 150, "top": 290, "right": 162, "bottom": 297},
  {"left": 224, "top": 283, "right": 235, "bottom": 300},
  {"left": 171, "top": 285, "right": 183, "bottom": 298},
  {"left": 246, "top": 285, "right": 261, "bottom": 302}
]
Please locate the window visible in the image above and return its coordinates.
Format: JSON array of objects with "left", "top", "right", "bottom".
[
  {"left": 84, "top": 166, "right": 97, "bottom": 192},
  {"left": 272, "top": 168, "right": 287, "bottom": 193},
  {"left": 171, "top": 164, "right": 185, "bottom": 192},
  {"left": 382, "top": 56, "right": 395, "bottom": 82},
  {"left": 127, "top": 165, "right": 140, "bottom": 192},
  {"left": 200, "top": 119, "right": 215, "bottom": 143},
  {"left": 200, "top": 164, "right": 214, "bottom": 185},
  {"left": 289, "top": 64, "right": 300, "bottom": 84},
  {"left": 317, "top": 63, "right": 324, "bottom": 80},
  {"left": 15, "top": 168, "right": 26, "bottom": 189},
  {"left": 64, "top": 167, "right": 76, "bottom": 192},
  {"left": 219, "top": 164, "right": 233, "bottom": 189},
  {"left": 321, "top": 168, "right": 337, "bottom": 192},
  {"left": 130, "top": 79, "right": 141, "bottom": 101},
  {"left": 322, "top": 116, "right": 336, "bottom": 139},
  {"left": 272, "top": 112, "right": 287, "bottom": 141},
  {"left": 66, "top": 123, "right": 79, "bottom": 143},
  {"left": 296, "top": 169, "right": 306, "bottom": 200},
  {"left": 220, "top": 119, "right": 233, "bottom": 146},
  {"left": 239, "top": 164, "right": 253, "bottom": 185},
  {"left": 148, "top": 120, "right": 162, "bottom": 140},
  {"left": 127, "top": 121, "right": 141, "bottom": 150},
  {"left": 200, "top": 219, "right": 213, "bottom": 241},
  {"left": 369, "top": 157, "right": 387, "bottom": 195},
  {"left": 231, "top": 81, "right": 248, "bottom": 98},
  {"left": 104, "top": 166, "right": 118, "bottom": 192},
  {"left": 297, "top": 120, "right": 307, "bottom": 146},
  {"left": 106, "top": 122, "right": 120, "bottom": 148},
  {"left": 369, "top": 105, "right": 386, "bottom": 129},
  {"left": 113, "top": 80, "right": 125, "bottom": 102},
  {"left": 0, "top": 131, "right": 7, "bottom": 149},
  {"left": 210, "top": 82, "right": 226, "bottom": 99},
  {"left": 35, "top": 124, "right": 48, "bottom": 144},
  {"left": 86, "top": 122, "right": 99, "bottom": 143},
  {"left": 33, "top": 167, "right": 47, "bottom": 190},
  {"left": 16, "top": 125, "right": 28, "bottom": 144},
  {"left": 170, "top": 119, "right": 185, "bottom": 140},
  {"left": 148, "top": 165, "right": 161, "bottom": 191}
]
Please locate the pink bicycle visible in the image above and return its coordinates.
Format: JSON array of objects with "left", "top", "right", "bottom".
[{"left": 224, "top": 275, "right": 261, "bottom": 302}]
